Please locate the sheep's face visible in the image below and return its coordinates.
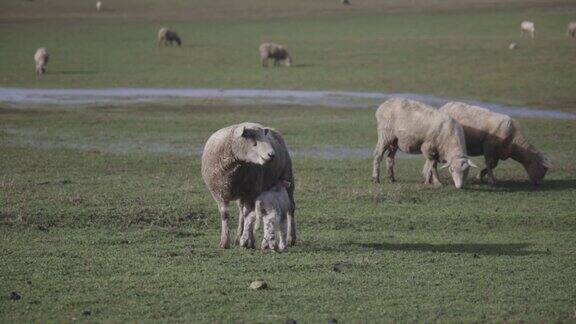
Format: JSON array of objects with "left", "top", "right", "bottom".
[
  {"left": 285, "top": 56, "right": 292, "bottom": 67},
  {"left": 525, "top": 159, "right": 549, "bottom": 186},
  {"left": 445, "top": 157, "right": 476, "bottom": 189},
  {"left": 233, "top": 124, "right": 275, "bottom": 165}
]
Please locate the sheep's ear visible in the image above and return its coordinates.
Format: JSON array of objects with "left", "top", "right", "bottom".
[
  {"left": 234, "top": 126, "right": 247, "bottom": 138},
  {"left": 440, "top": 163, "right": 450, "bottom": 169},
  {"left": 467, "top": 159, "right": 478, "bottom": 168}
]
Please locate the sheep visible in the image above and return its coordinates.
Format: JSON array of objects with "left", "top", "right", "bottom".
[
  {"left": 342, "top": 0, "right": 351, "bottom": 5},
  {"left": 520, "top": 21, "right": 535, "bottom": 39},
  {"left": 96, "top": 1, "right": 102, "bottom": 12},
  {"left": 567, "top": 21, "right": 576, "bottom": 38},
  {"left": 34, "top": 48, "right": 49, "bottom": 75},
  {"left": 254, "top": 180, "right": 292, "bottom": 252},
  {"left": 439, "top": 102, "right": 550, "bottom": 185},
  {"left": 372, "top": 98, "right": 476, "bottom": 189},
  {"left": 509, "top": 42, "right": 518, "bottom": 50},
  {"left": 201, "top": 122, "right": 296, "bottom": 249},
  {"left": 158, "top": 27, "right": 182, "bottom": 47},
  {"left": 259, "top": 43, "right": 292, "bottom": 67}
]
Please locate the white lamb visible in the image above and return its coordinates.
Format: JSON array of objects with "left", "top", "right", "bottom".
[{"left": 254, "top": 180, "right": 292, "bottom": 252}]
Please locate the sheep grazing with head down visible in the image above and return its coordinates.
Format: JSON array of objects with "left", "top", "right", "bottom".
[
  {"left": 158, "top": 27, "right": 182, "bottom": 47},
  {"left": 567, "top": 21, "right": 576, "bottom": 38},
  {"left": 439, "top": 102, "right": 550, "bottom": 185},
  {"left": 201, "top": 122, "right": 296, "bottom": 249},
  {"left": 254, "top": 179, "right": 292, "bottom": 252},
  {"left": 34, "top": 48, "right": 49, "bottom": 75},
  {"left": 342, "top": 0, "right": 351, "bottom": 5},
  {"left": 520, "top": 21, "right": 535, "bottom": 39},
  {"left": 259, "top": 43, "right": 292, "bottom": 67},
  {"left": 372, "top": 98, "right": 476, "bottom": 189}
]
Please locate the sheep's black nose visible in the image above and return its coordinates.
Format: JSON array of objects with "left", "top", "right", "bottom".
[{"left": 268, "top": 152, "right": 275, "bottom": 160}]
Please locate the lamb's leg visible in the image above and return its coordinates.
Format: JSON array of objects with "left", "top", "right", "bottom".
[
  {"left": 261, "top": 212, "right": 276, "bottom": 250},
  {"left": 276, "top": 213, "right": 287, "bottom": 252},
  {"left": 239, "top": 202, "right": 256, "bottom": 249},
  {"left": 217, "top": 201, "right": 231, "bottom": 249},
  {"left": 286, "top": 204, "right": 297, "bottom": 246},
  {"left": 235, "top": 201, "right": 245, "bottom": 246}
]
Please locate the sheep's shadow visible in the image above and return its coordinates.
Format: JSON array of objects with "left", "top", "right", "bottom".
[
  {"left": 471, "top": 179, "right": 576, "bottom": 193},
  {"left": 356, "top": 242, "right": 546, "bottom": 256},
  {"left": 52, "top": 71, "right": 96, "bottom": 75}
]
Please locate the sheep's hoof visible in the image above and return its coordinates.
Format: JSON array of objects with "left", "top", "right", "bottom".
[
  {"left": 372, "top": 177, "right": 380, "bottom": 184},
  {"left": 219, "top": 240, "right": 230, "bottom": 249}
]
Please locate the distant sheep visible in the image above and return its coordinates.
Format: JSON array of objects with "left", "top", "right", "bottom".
[
  {"left": 34, "top": 48, "right": 49, "bottom": 75},
  {"left": 509, "top": 42, "right": 518, "bottom": 50},
  {"left": 520, "top": 21, "right": 535, "bottom": 39},
  {"left": 259, "top": 43, "right": 292, "bottom": 67},
  {"left": 567, "top": 21, "right": 576, "bottom": 38},
  {"left": 372, "top": 98, "right": 476, "bottom": 189},
  {"left": 96, "top": 1, "right": 102, "bottom": 12},
  {"left": 342, "top": 0, "right": 351, "bottom": 5},
  {"left": 158, "top": 27, "right": 182, "bottom": 47},
  {"left": 255, "top": 180, "right": 292, "bottom": 252},
  {"left": 440, "top": 102, "right": 550, "bottom": 185}
]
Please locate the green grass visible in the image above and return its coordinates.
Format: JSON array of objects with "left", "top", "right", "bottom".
[
  {"left": 1, "top": 103, "right": 575, "bottom": 322},
  {"left": 1, "top": 6, "right": 576, "bottom": 110}
]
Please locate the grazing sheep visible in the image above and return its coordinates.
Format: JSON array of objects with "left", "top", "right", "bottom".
[
  {"left": 342, "top": 0, "right": 351, "bottom": 5},
  {"left": 439, "top": 102, "right": 550, "bottom": 185},
  {"left": 254, "top": 180, "right": 292, "bottom": 252},
  {"left": 372, "top": 98, "right": 476, "bottom": 189},
  {"left": 34, "top": 48, "right": 49, "bottom": 75},
  {"left": 96, "top": 1, "right": 102, "bottom": 12},
  {"left": 201, "top": 122, "right": 296, "bottom": 249},
  {"left": 520, "top": 21, "right": 535, "bottom": 39},
  {"left": 259, "top": 43, "right": 292, "bottom": 67},
  {"left": 158, "top": 27, "right": 182, "bottom": 47},
  {"left": 567, "top": 21, "right": 576, "bottom": 38},
  {"left": 509, "top": 42, "right": 518, "bottom": 50}
]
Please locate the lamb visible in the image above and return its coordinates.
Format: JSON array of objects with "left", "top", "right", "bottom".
[
  {"left": 567, "top": 22, "right": 576, "bottom": 38},
  {"left": 34, "top": 48, "right": 49, "bottom": 75},
  {"left": 254, "top": 180, "right": 292, "bottom": 252},
  {"left": 201, "top": 122, "right": 296, "bottom": 249},
  {"left": 96, "top": 1, "right": 102, "bottom": 12},
  {"left": 520, "top": 21, "right": 535, "bottom": 39},
  {"left": 158, "top": 27, "right": 182, "bottom": 47},
  {"left": 372, "top": 98, "right": 476, "bottom": 189},
  {"left": 439, "top": 102, "right": 550, "bottom": 185},
  {"left": 259, "top": 43, "right": 292, "bottom": 67}
]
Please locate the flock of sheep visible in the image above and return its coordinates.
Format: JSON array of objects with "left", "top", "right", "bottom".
[
  {"left": 200, "top": 97, "right": 550, "bottom": 252},
  {"left": 29, "top": 3, "right": 566, "bottom": 252}
]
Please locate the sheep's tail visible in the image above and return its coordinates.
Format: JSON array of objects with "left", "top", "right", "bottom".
[{"left": 254, "top": 201, "right": 262, "bottom": 231}]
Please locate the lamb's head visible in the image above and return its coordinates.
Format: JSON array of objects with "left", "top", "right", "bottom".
[
  {"left": 524, "top": 155, "right": 550, "bottom": 186},
  {"left": 232, "top": 123, "right": 275, "bottom": 165},
  {"left": 442, "top": 157, "right": 477, "bottom": 189}
]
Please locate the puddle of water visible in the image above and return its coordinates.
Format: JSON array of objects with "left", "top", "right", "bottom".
[{"left": 1, "top": 87, "right": 575, "bottom": 120}]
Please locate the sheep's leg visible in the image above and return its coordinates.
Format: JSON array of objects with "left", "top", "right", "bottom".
[
  {"left": 386, "top": 142, "right": 398, "bottom": 183},
  {"left": 485, "top": 158, "right": 499, "bottom": 185},
  {"left": 217, "top": 201, "right": 231, "bottom": 249},
  {"left": 274, "top": 59, "right": 279, "bottom": 67},
  {"left": 421, "top": 143, "right": 442, "bottom": 186},
  {"left": 286, "top": 205, "right": 297, "bottom": 246},
  {"left": 372, "top": 131, "right": 392, "bottom": 183},
  {"left": 430, "top": 160, "right": 442, "bottom": 186},
  {"left": 239, "top": 202, "right": 256, "bottom": 249},
  {"left": 261, "top": 57, "right": 268, "bottom": 67},
  {"left": 422, "top": 159, "right": 433, "bottom": 184}
]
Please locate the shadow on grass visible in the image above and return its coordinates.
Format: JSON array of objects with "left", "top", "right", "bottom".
[
  {"left": 356, "top": 242, "right": 547, "bottom": 256},
  {"left": 472, "top": 179, "right": 576, "bottom": 193}
]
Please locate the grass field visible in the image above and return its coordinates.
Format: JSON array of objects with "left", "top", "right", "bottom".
[{"left": 1, "top": 0, "right": 576, "bottom": 322}]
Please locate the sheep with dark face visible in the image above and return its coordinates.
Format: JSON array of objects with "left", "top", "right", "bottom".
[
  {"left": 259, "top": 43, "right": 292, "bottom": 67},
  {"left": 439, "top": 102, "right": 550, "bottom": 185},
  {"left": 34, "top": 48, "right": 49, "bottom": 75},
  {"left": 158, "top": 27, "right": 182, "bottom": 47},
  {"left": 201, "top": 122, "right": 296, "bottom": 249}
]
